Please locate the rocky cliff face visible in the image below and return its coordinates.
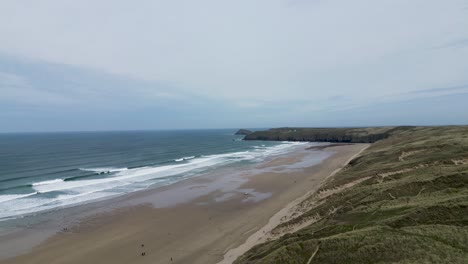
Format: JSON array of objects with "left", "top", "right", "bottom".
[{"left": 234, "top": 129, "right": 253, "bottom": 136}]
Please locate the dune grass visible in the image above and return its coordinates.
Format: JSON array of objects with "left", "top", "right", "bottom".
[{"left": 236, "top": 126, "right": 468, "bottom": 264}]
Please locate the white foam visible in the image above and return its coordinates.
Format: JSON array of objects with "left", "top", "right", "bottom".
[
  {"left": 0, "top": 192, "right": 114, "bottom": 220},
  {"left": 32, "top": 179, "right": 64, "bottom": 186},
  {"left": 0, "top": 141, "right": 309, "bottom": 221},
  {"left": 174, "top": 156, "right": 195, "bottom": 162},
  {"left": 0, "top": 192, "right": 38, "bottom": 204},
  {"left": 32, "top": 155, "right": 235, "bottom": 194}
]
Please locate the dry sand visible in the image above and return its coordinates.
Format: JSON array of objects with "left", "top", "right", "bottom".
[{"left": 1, "top": 143, "right": 368, "bottom": 264}]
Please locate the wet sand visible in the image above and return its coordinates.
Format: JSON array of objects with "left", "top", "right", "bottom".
[{"left": 0, "top": 143, "right": 368, "bottom": 264}]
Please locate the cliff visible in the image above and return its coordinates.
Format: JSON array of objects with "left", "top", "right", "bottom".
[
  {"left": 234, "top": 129, "right": 253, "bottom": 136},
  {"left": 243, "top": 127, "right": 408, "bottom": 143}
]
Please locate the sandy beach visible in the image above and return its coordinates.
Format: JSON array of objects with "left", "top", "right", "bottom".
[{"left": 0, "top": 143, "right": 368, "bottom": 264}]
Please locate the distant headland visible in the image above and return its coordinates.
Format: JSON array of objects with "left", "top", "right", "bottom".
[
  {"left": 234, "top": 129, "right": 253, "bottom": 136},
  {"left": 240, "top": 126, "right": 414, "bottom": 143}
]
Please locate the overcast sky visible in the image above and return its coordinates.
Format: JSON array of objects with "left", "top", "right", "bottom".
[{"left": 1, "top": 0, "right": 468, "bottom": 132}]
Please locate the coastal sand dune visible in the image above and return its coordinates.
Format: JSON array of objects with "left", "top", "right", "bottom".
[
  {"left": 1, "top": 144, "right": 367, "bottom": 264},
  {"left": 218, "top": 144, "right": 370, "bottom": 264}
]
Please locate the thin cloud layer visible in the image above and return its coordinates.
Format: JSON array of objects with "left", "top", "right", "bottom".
[{"left": 0, "top": 0, "right": 467, "bottom": 131}]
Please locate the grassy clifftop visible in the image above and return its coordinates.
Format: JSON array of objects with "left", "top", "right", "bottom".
[
  {"left": 243, "top": 127, "right": 405, "bottom": 143},
  {"left": 236, "top": 126, "right": 468, "bottom": 264}
]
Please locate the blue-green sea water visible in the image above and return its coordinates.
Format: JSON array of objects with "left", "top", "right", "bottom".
[{"left": 0, "top": 129, "right": 305, "bottom": 221}]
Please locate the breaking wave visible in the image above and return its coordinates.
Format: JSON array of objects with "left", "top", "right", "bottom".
[{"left": 0, "top": 141, "right": 308, "bottom": 221}]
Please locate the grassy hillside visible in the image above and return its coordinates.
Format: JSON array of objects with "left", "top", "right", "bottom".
[
  {"left": 236, "top": 126, "right": 468, "bottom": 264},
  {"left": 243, "top": 127, "right": 402, "bottom": 143}
]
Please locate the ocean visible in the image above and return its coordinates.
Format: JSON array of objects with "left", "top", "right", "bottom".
[{"left": 0, "top": 129, "right": 307, "bottom": 222}]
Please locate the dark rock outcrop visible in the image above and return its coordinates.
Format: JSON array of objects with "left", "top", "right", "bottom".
[{"left": 234, "top": 129, "right": 253, "bottom": 136}]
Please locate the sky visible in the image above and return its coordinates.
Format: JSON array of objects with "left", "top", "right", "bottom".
[{"left": 1, "top": 0, "right": 468, "bottom": 132}]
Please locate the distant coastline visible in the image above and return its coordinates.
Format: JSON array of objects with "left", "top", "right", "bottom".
[{"left": 243, "top": 126, "right": 411, "bottom": 143}]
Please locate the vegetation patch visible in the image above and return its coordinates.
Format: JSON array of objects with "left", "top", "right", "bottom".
[{"left": 236, "top": 126, "right": 468, "bottom": 264}]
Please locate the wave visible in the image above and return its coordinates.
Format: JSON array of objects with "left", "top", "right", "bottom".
[
  {"left": 32, "top": 158, "right": 229, "bottom": 194},
  {"left": 32, "top": 179, "right": 64, "bottom": 186},
  {"left": 174, "top": 156, "right": 195, "bottom": 162},
  {"left": 23, "top": 150, "right": 258, "bottom": 196},
  {"left": 0, "top": 141, "right": 309, "bottom": 221},
  {"left": 0, "top": 192, "right": 38, "bottom": 204},
  {"left": 0, "top": 174, "right": 45, "bottom": 184},
  {"left": 64, "top": 173, "right": 100, "bottom": 182},
  {"left": 0, "top": 184, "right": 33, "bottom": 192},
  {"left": 79, "top": 167, "right": 128, "bottom": 173}
]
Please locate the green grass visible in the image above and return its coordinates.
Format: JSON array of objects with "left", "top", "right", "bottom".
[{"left": 235, "top": 126, "right": 468, "bottom": 264}]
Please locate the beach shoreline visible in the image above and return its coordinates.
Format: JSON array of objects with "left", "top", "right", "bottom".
[{"left": 0, "top": 143, "right": 368, "bottom": 264}]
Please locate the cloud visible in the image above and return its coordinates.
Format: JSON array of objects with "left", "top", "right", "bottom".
[
  {"left": 0, "top": 54, "right": 193, "bottom": 110},
  {"left": 0, "top": 55, "right": 264, "bottom": 131},
  {"left": 435, "top": 38, "right": 468, "bottom": 49},
  {"left": 0, "top": 0, "right": 467, "bottom": 131},
  {"left": 409, "top": 84, "right": 468, "bottom": 95},
  {"left": 0, "top": 71, "right": 76, "bottom": 105},
  {"left": 0, "top": 0, "right": 467, "bottom": 102}
]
